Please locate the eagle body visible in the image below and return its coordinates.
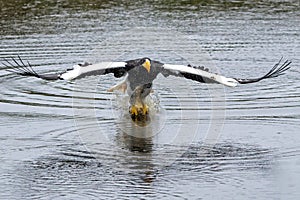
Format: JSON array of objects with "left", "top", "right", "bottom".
[{"left": 126, "top": 59, "right": 162, "bottom": 91}]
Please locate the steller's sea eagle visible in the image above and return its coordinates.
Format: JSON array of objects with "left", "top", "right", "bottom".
[{"left": 2, "top": 56, "right": 291, "bottom": 121}]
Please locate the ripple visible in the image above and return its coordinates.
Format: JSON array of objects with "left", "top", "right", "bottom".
[{"left": 8, "top": 141, "right": 283, "bottom": 199}]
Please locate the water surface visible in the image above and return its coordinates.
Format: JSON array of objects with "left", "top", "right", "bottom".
[{"left": 0, "top": 0, "right": 300, "bottom": 199}]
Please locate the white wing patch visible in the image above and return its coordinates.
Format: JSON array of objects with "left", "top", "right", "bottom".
[
  {"left": 59, "top": 62, "right": 126, "bottom": 81},
  {"left": 162, "top": 64, "right": 238, "bottom": 87}
]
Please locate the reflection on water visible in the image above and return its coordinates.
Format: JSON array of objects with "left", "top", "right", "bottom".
[
  {"left": 116, "top": 131, "right": 153, "bottom": 153},
  {"left": 0, "top": 0, "right": 300, "bottom": 199},
  {"left": 12, "top": 142, "right": 277, "bottom": 199}
]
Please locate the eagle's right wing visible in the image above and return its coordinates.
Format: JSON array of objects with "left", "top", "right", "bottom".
[{"left": 2, "top": 56, "right": 129, "bottom": 81}]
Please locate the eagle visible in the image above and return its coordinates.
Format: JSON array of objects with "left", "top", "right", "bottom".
[{"left": 2, "top": 56, "right": 291, "bottom": 121}]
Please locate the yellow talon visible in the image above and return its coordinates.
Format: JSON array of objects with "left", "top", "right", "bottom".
[
  {"left": 142, "top": 105, "right": 149, "bottom": 115},
  {"left": 129, "top": 104, "right": 149, "bottom": 121},
  {"left": 129, "top": 105, "right": 138, "bottom": 116}
]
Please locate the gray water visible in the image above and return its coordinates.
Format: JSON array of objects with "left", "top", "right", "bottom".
[{"left": 0, "top": 0, "right": 300, "bottom": 199}]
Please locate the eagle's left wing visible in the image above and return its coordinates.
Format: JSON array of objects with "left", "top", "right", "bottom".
[{"left": 161, "top": 58, "right": 291, "bottom": 87}]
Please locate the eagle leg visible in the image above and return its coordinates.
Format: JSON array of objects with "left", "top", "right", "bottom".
[{"left": 107, "top": 79, "right": 127, "bottom": 93}]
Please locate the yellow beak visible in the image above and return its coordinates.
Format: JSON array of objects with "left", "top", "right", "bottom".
[{"left": 142, "top": 59, "right": 151, "bottom": 73}]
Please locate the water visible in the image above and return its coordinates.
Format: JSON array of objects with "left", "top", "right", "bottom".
[{"left": 0, "top": 0, "right": 300, "bottom": 199}]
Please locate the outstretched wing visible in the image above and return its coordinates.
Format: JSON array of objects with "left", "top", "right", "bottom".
[
  {"left": 2, "top": 56, "right": 129, "bottom": 81},
  {"left": 161, "top": 63, "right": 240, "bottom": 87},
  {"left": 161, "top": 58, "right": 291, "bottom": 87}
]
